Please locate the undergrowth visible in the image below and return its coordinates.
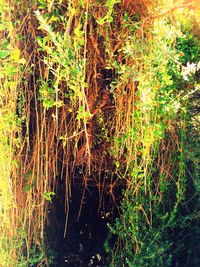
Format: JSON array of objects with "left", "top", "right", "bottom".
[
  {"left": 104, "top": 2, "right": 200, "bottom": 266},
  {"left": 0, "top": 0, "right": 26, "bottom": 265},
  {"left": 0, "top": 0, "right": 199, "bottom": 266}
]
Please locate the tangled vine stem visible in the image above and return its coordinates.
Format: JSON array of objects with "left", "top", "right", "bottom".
[{"left": 0, "top": 0, "right": 199, "bottom": 266}]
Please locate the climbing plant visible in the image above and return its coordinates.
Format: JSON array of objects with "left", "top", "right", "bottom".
[
  {"left": 0, "top": 0, "right": 199, "bottom": 266},
  {"left": 104, "top": 2, "right": 200, "bottom": 266}
]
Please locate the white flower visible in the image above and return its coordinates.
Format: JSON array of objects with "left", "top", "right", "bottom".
[{"left": 182, "top": 61, "right": 200, "bottom": 81}]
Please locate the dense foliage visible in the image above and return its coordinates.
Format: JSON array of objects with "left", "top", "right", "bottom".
[{"left": 0, "top": 0, "right": 199, "bottom": 266}]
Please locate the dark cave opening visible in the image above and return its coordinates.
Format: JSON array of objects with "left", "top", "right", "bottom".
[{"left": 47, "top": 176, "right": 121, "bottom": 267}]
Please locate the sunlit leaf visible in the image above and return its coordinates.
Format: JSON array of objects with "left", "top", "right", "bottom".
[
  {"left": 10, "top": 48, "right": 20, "bottom": 62},
  {"left": 0, "top": 50, "right": 9, "bottom": 59}
]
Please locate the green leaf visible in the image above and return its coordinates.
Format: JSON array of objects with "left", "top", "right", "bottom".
[
  {"left": 43, "top": 191, "right": 55, "bottom": 202},
  {"left": 23, "top": 184, "right": 32, "bottom": 192},
  {"left": 37, "top": 36, "right": 43, "bottom": 47},
  {"left": 96, "top": 17, "right": 105, "bottom": 25},
  {"left": 108, "top": 16, "right": 113, "bottom": 23},
  {"left": 43, "top": 99, "right": 54, "bottom": 109},
  {"left": 0, "top": 50, "right": 9, "bottom": 59}
]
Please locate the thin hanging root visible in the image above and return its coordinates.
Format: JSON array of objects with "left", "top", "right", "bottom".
[
  {"left": 4, "top": 0, "right": 192, "bottom": 264},
  {"left": 77, "top": 186, "right": 87, "bottom": 223}
]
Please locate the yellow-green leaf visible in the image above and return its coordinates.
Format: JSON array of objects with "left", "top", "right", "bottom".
[
  {"left": 0, "top": 50, "right": 10, "bottom": 59},
  {"left": 18, "top": 58, "right": 26, "bottom": 65},
  {"left": 10, "top": 48, "right": 20, "bottom": 62}
]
